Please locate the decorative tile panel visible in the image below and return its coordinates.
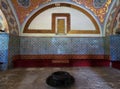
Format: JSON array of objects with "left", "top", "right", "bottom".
[
  {"left": 0, "top": 33, "right": 9, "bottom": 70},
  {"left": 110, "top": 35, "right": 120, "bottom": 61},
  {"left": 0, "top": 33, "right": 9, "bottom": 63},
  {"left": 8, "top": 35, "right": 20, "bottom": 68},
  {"left": 20, "top": 37, "right": 108, "bottom": 55},
  {"left": 71, "top": 37, "right": 105, "bottom": 54}
]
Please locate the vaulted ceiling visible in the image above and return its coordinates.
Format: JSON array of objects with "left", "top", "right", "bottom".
[{"left": 0, "top": 0, "right": 120, "bottom": 36}]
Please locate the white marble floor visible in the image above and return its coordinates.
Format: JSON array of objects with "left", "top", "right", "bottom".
[{"left": 0, "top": 67, "right": 120, "bottom": 89}]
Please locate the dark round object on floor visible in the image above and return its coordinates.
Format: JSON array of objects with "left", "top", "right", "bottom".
[{"left": 46, "top": 71, "right": 75, "bottom": 88}]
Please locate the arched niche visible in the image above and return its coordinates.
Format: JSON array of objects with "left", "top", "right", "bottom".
[
  {"left": 0, "top": 9, "right": 9, "bottom": 33},
  {"left": 23, "top": 3, "right": 101, "bottom": 36},
  {"left": 0, "top": 9, "right": 9, "bottom": 70}
]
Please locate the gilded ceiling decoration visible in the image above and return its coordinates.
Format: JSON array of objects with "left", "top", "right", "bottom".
[
  {"left": 12, "top": 0, "right": 51, "bottom": 24},
  {"left": 72, "top": 0, "right": 112, "bottom": 23},
  {"left": 12, "top": 0, "right": 112, "bottom": 24}
]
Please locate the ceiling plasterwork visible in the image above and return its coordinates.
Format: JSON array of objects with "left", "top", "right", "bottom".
[
  {"left": 11, "top": 0, "right": 112, "bottom": 24},
  {"left": 72, "top": 0, "right": 112, "bottom": 23},
  {"left": 12, "top": 0, "right": 51, "bottom": 24}
]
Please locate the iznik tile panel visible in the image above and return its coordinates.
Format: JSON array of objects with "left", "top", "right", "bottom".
[
  {"left": 71, "top": 38, "right": 104, "bottom": 54},
  {"left": 0, "top": 33, "right": 9, "bottom": 63},
  {"left": 8, "top": 35, "right": 20, "bottom": 69},
  {"left": 20, "top": 37, "right": 107, "bottom": 55},
  {"left": 0, "top": 33, "right": 9, "bottom": 70},
  {"left": 110, "top": 35, "right": 120, "bottom": 61}
]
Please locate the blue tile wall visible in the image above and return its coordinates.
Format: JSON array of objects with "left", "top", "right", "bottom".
[
  {"left": 8, "top": 35, "right": 20, "bottom": 68},
  {"left": 20, "top": 37, "right": 109, "bottom": 55},
  {"left": 0, "top": 33, "right": 9, "bottom": 62},
  {"left": 110, "top": 35, "right": 120, "bottom": 61},
  {"left": 0, "top": 33, "right": 9, "bottom": 70}
]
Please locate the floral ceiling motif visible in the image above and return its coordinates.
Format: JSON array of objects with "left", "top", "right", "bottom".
[
  {"left": 72, "top": 0, "right": 112, "bottom": 23},
  {"left": 12, "top": 0, "right": 112, "bottom": 24},
  {"left": 17, "top": 0, "right": 31, "bottom": 8},
  {"left": 93, "top": 0, "right": 107, "bottom": 8},
  {"left": 12, "top": 0, "right": 51, "bottom": 24}
]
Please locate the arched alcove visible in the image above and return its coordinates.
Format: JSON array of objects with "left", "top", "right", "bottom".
[
  {"left": 23, "top": 3, "right": 101, "bottom": 36},
  {"left": 0, "top": 9, "right": 9, "bottom": 70},
  {"left": 0, "top": 9, "right": 9, "bottom": 33}
]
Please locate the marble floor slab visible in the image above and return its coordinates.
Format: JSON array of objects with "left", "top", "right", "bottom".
[{"left": 0, "top": 67, "right": 120, "bottom": 89}]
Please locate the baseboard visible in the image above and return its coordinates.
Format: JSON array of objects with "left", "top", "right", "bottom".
[
  {"left": 112, "top": 61, "right": 120, "bottom": 70},
  {"left": 13, "top": 54, "right": 110, "bottom": 68},
  {"left": 13, "top": 59, "right": 110, "bottom": 68},
  {"left": 13, "top": 54, "right": 110, "bottom": 60}
]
